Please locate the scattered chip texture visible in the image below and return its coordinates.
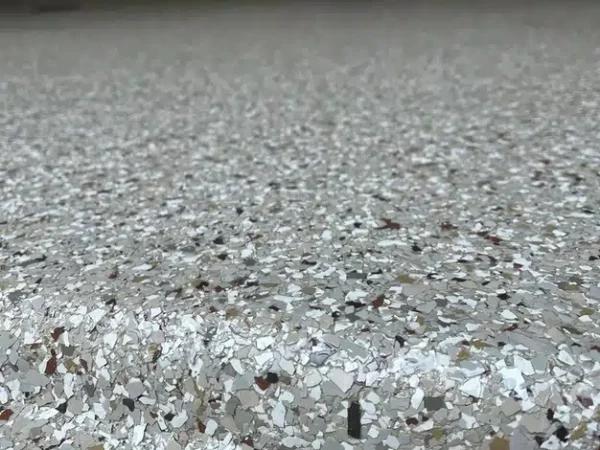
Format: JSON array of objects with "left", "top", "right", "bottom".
[{"left": 1, "top": 3, "right": 600, "bottom": 450}]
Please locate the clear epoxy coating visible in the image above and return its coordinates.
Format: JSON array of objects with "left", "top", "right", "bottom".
[{"left": 1, "top": 3, "right": 600, "bottom": 450}]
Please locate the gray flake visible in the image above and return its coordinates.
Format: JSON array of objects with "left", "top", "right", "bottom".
[
  {"left": 322, "top": 334, "right": 341, "bottom": 348},
  {"left": 126, "top": 378, "right": 146, "bottom": 398},
  {"left": 530, "top": 354, "right": 548, "bottom": 372},
  {"left": 234, "top": 408, "right": 254, "bottom": 432},
  {"left": 220, "top": 414, "right": 240, "bottom": 433},
  {"left": 520, "top": 411, "right": 548, "bottom": 434},
  {"left": 225, "top": 395, "right": 241, "bottom": 415},
  {"left": 423, "top": 396, "right": 446, "bottom": 411},
  {"left": 501, "top": 397, "right": 521, "bottom": 417},
  {"left": 232, "top": 373, "right": 256, "bottom": 391},
  {"left": 1, "top": 6, "right": 599, "bottom": 450},
  {"left": 547, "top": 327, "right": 568, "bottom": 345},
  {"left": 321, "top": 381, "right": 344, "bottom": 397},
  {"left": 416, "top": 301, "right": 437, "bottom": 314},
  {"left": 68, "top": 398, "right": 84, "bottom": 415},
  {"left": 166, "top": 439, "right": 183, "bottom": 450},
  {"left": 389, "top": 396, "right": 410, "bottom": 411},
  {"left": 588, "top": 285, "right": 600, "bottom": 300},
  {"left": 510, "top": 426, "right": 539, "bottom": 450},
  {"left": 321, "top": 438, "right": 344, "bottom": 450},
  {"left": 502, "top": 331, "right": 557, "bottom": 354},
  {"left": 26, "top": 370, "right": 49, "bottom": 387},
  {"left": 236, "top": 390, "right": 260, "bottom": 409},
  {"left": 339, "top": 339, "right": 369, "bottom": 360}
]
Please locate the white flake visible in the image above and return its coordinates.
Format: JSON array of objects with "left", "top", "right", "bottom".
[
  {"left": 411, "top": 387, "right": 424, "bottom": 409},
  {"left": 69, "top": 314, "right": 84, "bottom": 327},
  {"left": 89, "top": 307, "right": 107, "bottom": 327},
  {"left": 230, "top": 359, "right": 244, "bottom": 374},
  {"left": 170, "top": 410, "right": 188, "bottom": 428},
  {"left": 94, "top": 350, "right": 107, "bottom": 368},
  {"left": 241, "top": 243, "right": 255, "bottom": 258},
  {"left": 557, "top": 349, "right": 575, "bottom": 366},
  {"left": 131, "top": 424, "right": 146, "bottom": 446},
  {"left": 366, "top": 392, "right": 380, "bottom": 404},
  {"left": 459, "top": 414, "right": 477, "bottom": 429},
  {"left": 256, "top": 336, "right": 274, "bottom": 350},
  {"left": 103, "top": 331, "right": 118, "bottom": 349},
  {"left": 280, "top": 390, "right": 294, "bottom": 403},
  {"left": 500, "top": 367, "right": 525, "bottom": 391},
  {"left": 309, "top": 386, "right": 321, "bottom": 400},
  {"left": 132, "top": 264, "right": 153, "bottom": 272},
  {"left": 501, "top": 309, "right": 518, "bottom": 320},
  {"left": 329, "top": 368, "right": 355, "bottom": 393},
  {"left": 272, "top": 401, "right": 286, "bottom": 427},
  {"left": 460, "top": 377, "right": 483, "bottom": 398},
  {"left": 64, "top": 373, "right": 75, "bottom": 398},
  {"left": 345, "top": 290, "right": 367, "bottom": 302},
  {"left": 541, "top": 436, "right": 561, "bottom": 449},
  {"left": 38, "top": 407, "right": 60, "bottom": 420},
  {"left": 368, "top": 427, "right": 379, "bottom": 438},
  {"left": 383, "top": 435, "right": 400, "bottom": 449},
  {"left": 377, "top": 240, "right": 404, "bottom": 247},
  {"left": 360, "top": 400, "right": 376, "bottom": 415},
  {"left": 282, "top": 437, "right": 310, "bottom": 447},
  {"left": 305, "top": 369, "right": 322, "bottom": 387},
  {"left": 513, "top": 355, "right": 535, "bottom": 376},
  {"left": 255, "top": 351, "right": 274, "bottom": 367},
  {"left": 205, "top": 419, "right": 218, "bottom": 436},
  {"left": 279, "top": 358, "right": 295, "bottom": 375},
  {"left": 416, "top": 420, "right": 435, "bottom": 432}
]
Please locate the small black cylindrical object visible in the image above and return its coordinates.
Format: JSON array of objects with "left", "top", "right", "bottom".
[{"left": 348, "top": 401, "right": 361, "bottom": 439}]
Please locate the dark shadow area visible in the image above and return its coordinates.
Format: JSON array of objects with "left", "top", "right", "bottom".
[{"left": 0, "top": 0, "right": 584, "bottom": 15}]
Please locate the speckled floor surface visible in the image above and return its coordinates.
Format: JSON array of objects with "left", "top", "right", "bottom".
[{"left": 1, "top": 3, "right": 600, "bottom": 450}]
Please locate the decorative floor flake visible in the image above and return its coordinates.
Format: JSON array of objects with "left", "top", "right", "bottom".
[{"left": 2, "top": 5, "right": 600, "bottom": 450}]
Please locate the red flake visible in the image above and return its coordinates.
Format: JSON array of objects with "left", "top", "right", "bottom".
[
  {"left": 51, "top": 327, "right": 65, "bottom": 341},
  {"left": 577, "top": 395, "right": 594, "bottom": 408},
  {"left": 242, "top": 436, "right": 255, "bottom": 447},
  {"left": 214, "top": 286, "right": 224, "bottom": 293},
  {"left": 485, "top": 235, "right": 502, "bottom": 245},
  {"left": 254, "top": 376, "right": 270, "bottom": 390},
  {"left": 209, "top": 306, "right": 218, "bottom": 313},
  {"left": 591, "top": 345, "right": 600, "bottom": 352},
  {"left": 371, "top": 295, "right": 385, "bottom": 309},
  {"left": 503, "top": 324, "right": 518, "bottom": 332},
  {"left": 513, "top": 263, "right": 523, "bottom": 269},
  {"left": 440, "top": 222, "right": 457, "bottom": 231},
  {"left": 461, "top": 340, "right": 470, "bottom": 346},
  {"left": 197, "top": 421, "right": 206, "bottom": 433},
  {"left": 108, "top": 271, "right": 118, "bottom": 279},
  {"left": 361, "top": 327, "right": 371, "bottom": 333},
  {"left": 376, "top": 218, "right": 401, "bottom": 230},
  {"left": 0, "top": 409, "right": 13, "bottom": 421},
  {"left": 405, "top": 417, "right": 419, "bottom": 426},
  {"left": 45, "top": 355, "right": 58, "bottom": 375}
]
